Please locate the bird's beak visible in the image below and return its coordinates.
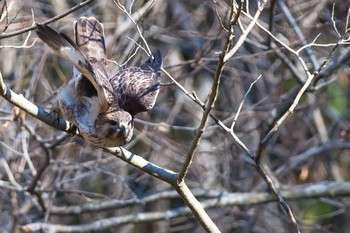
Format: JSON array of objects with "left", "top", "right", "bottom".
[{"left": 119, "top": 122, "right": 128, "bottom": 134}]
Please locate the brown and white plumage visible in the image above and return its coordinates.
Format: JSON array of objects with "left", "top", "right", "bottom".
[{"left": 36, "top": 17, "right": 161, "bottom": 147}]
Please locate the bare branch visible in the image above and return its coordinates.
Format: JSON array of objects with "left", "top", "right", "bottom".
[
  {"left": 112, "top": 0, "right": 155, "bottom": 55},
  {"left": 22, "top": 181, "right": 350, "bottom": 232},
  {"left": 230, "top": 75, "right": 261, "bottom": 130},
  {"left": 0, "top": 0, "right": 96, "bottom": 39},
  {"left": 261, "top": 38, "right": 343, "bottom": 146},
  {"left": 276, "top": 0, "right": 319, "bottom": 69},
  {"left": 223, "top": 0, "right": 268, "bottom": 62}
]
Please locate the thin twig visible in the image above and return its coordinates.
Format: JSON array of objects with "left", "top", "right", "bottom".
[
  {"left": 223, "top": 0, "right": 268, "bottom": 62},
  {"left": 276, "top": 0, "right": 319, "bottom": 70},
  {"left": 0, "top": 0, "right": 96, "bottom": 39},
  {"left": 112, "top": 0, "right": 154, "bottom": 55},
  {"left": 230, "top": 75, "right": 261, "bottom": 130},
  {"left": 178, "top": 1, "right": 237, "bottom": 183},
  {"left": 260, "top": 38, "right": 343, "bottom": 146},
  {"left": 331, "top": 3, "right": 341, "bottom": 38}
]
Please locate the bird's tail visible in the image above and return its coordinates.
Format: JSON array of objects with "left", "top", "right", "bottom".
[{"left": 141, "top": 49, "right": 162, "bottom": 72}]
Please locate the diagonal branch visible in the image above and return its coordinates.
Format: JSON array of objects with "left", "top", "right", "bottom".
[
  {"left": 178, "top": 0, "right": 239, "bottom": 183},
  {"left": 223, "top": 0, "right": 268, "bottom": 62}
]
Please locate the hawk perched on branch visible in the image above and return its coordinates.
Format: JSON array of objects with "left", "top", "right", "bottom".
[{"left": 36, "top": 17, "right": 162, "bottom": 147}]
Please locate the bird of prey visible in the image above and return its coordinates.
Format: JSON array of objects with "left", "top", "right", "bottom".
[{"left": 36, "top": 17, "right": 162, "bottom": 147}]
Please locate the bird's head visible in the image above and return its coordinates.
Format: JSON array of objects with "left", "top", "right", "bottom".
[{"left": 95, "top": 110, "right": 133, "bottom": 147}]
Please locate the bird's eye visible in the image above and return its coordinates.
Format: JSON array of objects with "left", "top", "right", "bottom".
[{"left": 109, "top": 120, "right": 118, "bottom": 126}]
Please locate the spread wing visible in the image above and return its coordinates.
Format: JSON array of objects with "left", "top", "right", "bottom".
[
  {"left": 36, "top": 17, "right": 112, "bottom": 112},
  {"left": 110, "top": 50, "right": 162, "bottom": 116},
  {"left": 74, "top": 17, "right": 110, "bottom": 83}
]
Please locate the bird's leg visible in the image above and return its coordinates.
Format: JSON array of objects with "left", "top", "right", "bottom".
[
  {"left": 67, "top": 123, "right": 78, "bottom": 135},
  {"left": 49, "top": 105, "right": 63, "bottom": 125},
  {"left": 49, "top": 105, "right": 79, "bottom": 135}
]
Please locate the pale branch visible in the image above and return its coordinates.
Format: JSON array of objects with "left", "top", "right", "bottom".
[
  {"left": 47, "top": 188, "right": 221, "bottom": 215},
  {"left": 0, "top": 140, "right": 25, "bottom": 156},
  {"left": 0, "top": 157, "right": 23, "bottom": 190},
  {"left": 20, "top": 127, "right": 33, "bottom": 172},
  {"left": 109, "top": 147, "right": 178, "bottom": 184},
  {"left": 223, "top": 0, "right": 268, "bottom": 63},
  {"left": 241, "top": 9, "right": 312, "bottom": 76},
  {"left": 0, "top": 179, "right": 24, "bottom": 191},
  {"left": 23, "top": 205, "right": 194, "bottom": 233},
  {"left": 176, "top": 181, "right": 221, "bottom": 233},
  {"left": 22, "top": 181, "right": 350, "bottom": 232},
  {"left": 276, "top": 0, "right": 319, "bottom": 69},
  {"left": 331, "top": 3, "right": 342, "bottom": 38},
  {"left": 49, "top": 197, "right": 140, "bottom": 215},
  {"left": 0, "top": 0, "right": 96, "bottom": 39},
  {"left": 230, "top": 75, "right": 262, "bottom": 130}
]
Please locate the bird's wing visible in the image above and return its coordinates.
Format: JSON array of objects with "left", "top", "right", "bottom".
[
  {"left": 110, "top": 50, "right": 162, "bottom": 116},
  {"left": 36, "top": 17, "right": 112, "bottom": 112},
  {"left": 74, "top": 17, "right": 110, "bottom": 82}
]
